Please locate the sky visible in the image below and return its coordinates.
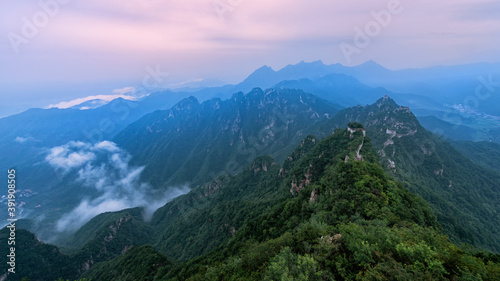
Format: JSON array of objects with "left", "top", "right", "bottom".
[{"left": 1, "top": 0, "right": 500, "bottom": 117}]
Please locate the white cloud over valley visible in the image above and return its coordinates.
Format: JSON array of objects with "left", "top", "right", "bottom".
[{"left": 45, "top": 140, "right": 189, "bottom": 232}]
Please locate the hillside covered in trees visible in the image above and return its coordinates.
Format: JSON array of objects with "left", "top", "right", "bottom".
[{"left": 3, "top": 124, "right": 499, "bottom": 280}]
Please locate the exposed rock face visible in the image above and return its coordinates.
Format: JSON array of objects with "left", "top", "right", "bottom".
[
  {"left": 202, "top": 178, "right": 224, "bottom": 197},
  {"left": 434, "top": 168, "right": 444, "bottom": 176},
  {"left": 290, "top": 167, "right": 313, "bottom": 194},
  {"left": 320, "top": 234, "right": 343, "bottom": 251},
  {"left": 254, "top": 163, "right": 269, "bottom": 173},
  {"left": 309, "top": 188, "right": 318, "bottom": 202},
  {"left": 115, "top": 88, "right": 338, "bottom": 188},
  {"left": 333, "top": 96, "right": 422, "bottom": 173},
  {"left": 251, "top": 156, "right": 275, "bottom": 174}
]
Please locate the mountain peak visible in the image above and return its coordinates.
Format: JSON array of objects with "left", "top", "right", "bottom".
[
  {"left": 363, "top": 59, "right": 378, "bottom": 65},
  {"left": 334, "top": 96, "right": 419, "bottom": 142},
  {"left": 281, "top": 60, "right": 328, "bottom": 73},
  {"left": 297, "top": 60, "right": 325, "bottom": 66},
  {"left": 312, "top": 60, "right": 326, "bottom": 66},
  {"left": 354, "top": 60, "right": 388, "bottom": 72},
  {"left": 243, "top": 65, "right": 275, "bottom": 80},
  {"left": 254, "top": 65, "right": 274, "bottom": 74},
  {"left": 375, "top": 95, "right": 398, "bottom": 109},
  {"left": 248, "top": 87, "right": 265, "bottom": 96},
  {"left": 238, "top": 66, "right": 276, "bottom": 90},
  {"left": 173, "top": 96, "right": 199, "bottom": 110}
]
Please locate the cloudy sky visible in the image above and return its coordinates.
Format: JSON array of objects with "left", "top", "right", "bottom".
[{"left": 1, "top": 0, "right": 499, "bottom": 117}]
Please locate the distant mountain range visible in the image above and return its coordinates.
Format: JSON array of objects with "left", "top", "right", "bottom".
[
  {"left": 1, "top": 60, "right": 500, "bottom": 280},
  {"left": 2, "top": 60, "right": 498, "bottom": 147},
  {"left": 161, "top": 60, "right": 500, "bottom": 142}
]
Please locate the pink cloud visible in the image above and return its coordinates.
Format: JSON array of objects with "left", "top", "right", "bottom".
[
  {"left": 1, "top": 0, "right": 499, "bottom": 116},
  {"left": 46, "top": 94, "right": 137, "bottom": 109}
]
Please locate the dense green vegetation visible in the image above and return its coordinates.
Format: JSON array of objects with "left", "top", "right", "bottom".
[
  {"left": 14, "top": 91, "right": 500, "bottom": 257},
  {"left": 5, "top": 96, "right": 500, "bottom": 280},
  {"left": 83, "top": 245, "right": 172, "bottom": 280},
  {"left": 0, "top": 208, "right": 153, "bottom": 281},
  {"left": 0, "top": 229, "right": 79, "bottom": 280},
  {"left": 417, "top": 115, "right": 478, "bottom": 142},
  {"left": 83, "top": 127, "right": 500, "bottom": 280},
  {"left": 328, "top": 96, "right": 500, "bottom": 253},
  {"left": 149, "top": 155, "right": 284, "bottom": 260},
  {"left": 59, "top": 208, "right": 151, "bottom": 252},
  {"left": 451, "top": 141, "right": 500, "bottom": 172}
]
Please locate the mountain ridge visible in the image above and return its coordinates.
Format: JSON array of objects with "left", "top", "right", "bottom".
[
  {"left": 4, "top": 121, "right": 496, "bottom": 280},
  {"left": 3, "top": 96, "right": 500, "bottom": 280},
  {"left": 113, "top": 88, "right": 340, "bottom": 188},
  {"left": 327, "top": 96, "right": 500, "bottom": 252}
]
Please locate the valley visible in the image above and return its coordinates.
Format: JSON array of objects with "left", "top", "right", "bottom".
[{"left": 1, "top": 61, "right": 500, "bottom": 280}]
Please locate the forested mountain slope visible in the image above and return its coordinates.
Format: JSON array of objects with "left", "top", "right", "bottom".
[
  {"left": 114, "top": 88, "right": 339, "bottom": 188},
  {"left": 451, "top": 141, "right": 500, "bottom": 172},
  {"left": 328, "top": 96, "right": 500, "bottom": 252},
  {"left": 83, "top": 124, "right": 500, "bottom": 280},
  {"left": 4, "top": 96, "right": 500, "bottom": 280}
]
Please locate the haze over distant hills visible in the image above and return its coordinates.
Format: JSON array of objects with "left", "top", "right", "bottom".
[{"left": 3, "top": 60, "right": 498, "bottom": 143}]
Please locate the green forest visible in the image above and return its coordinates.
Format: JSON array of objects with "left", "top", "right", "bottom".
[{"left": 3, "top": 122, "right": 500, "bottom": 280}]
